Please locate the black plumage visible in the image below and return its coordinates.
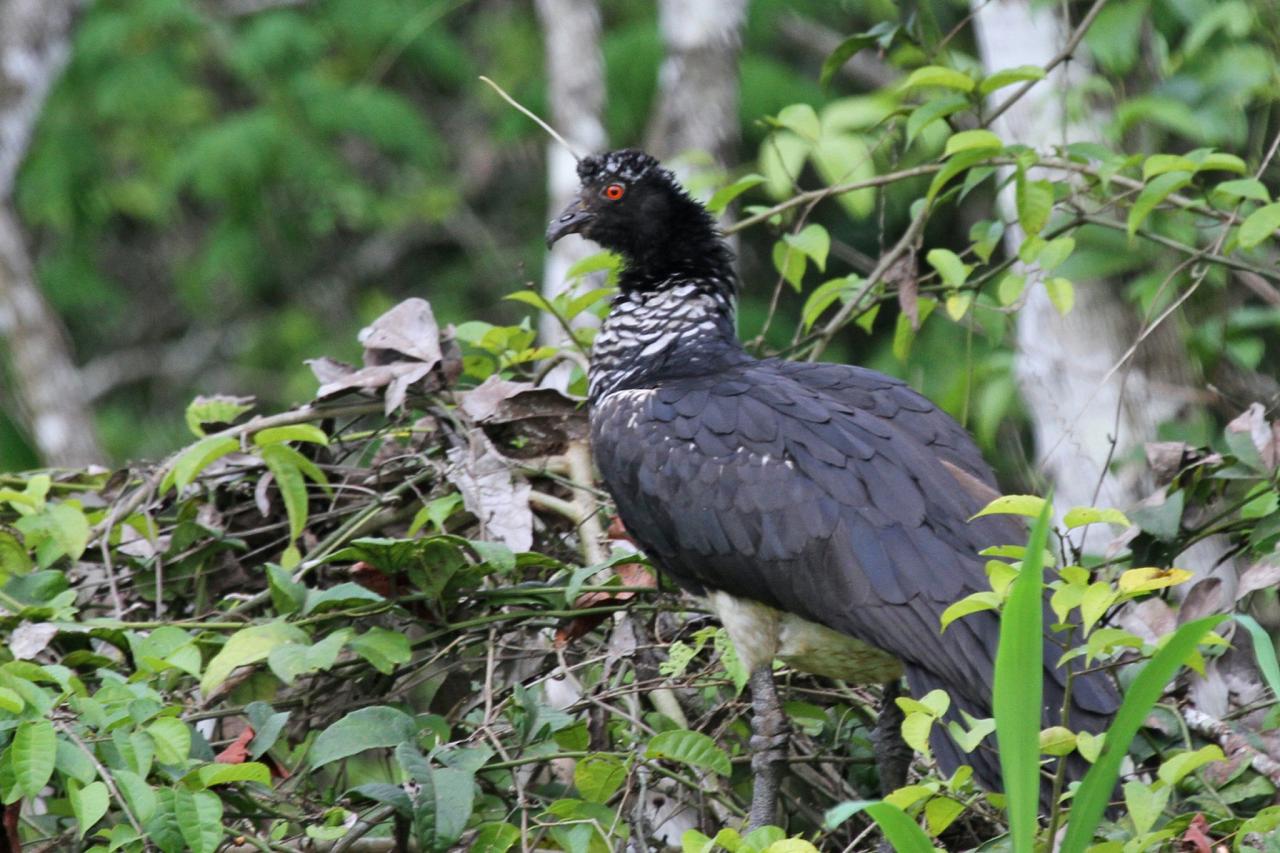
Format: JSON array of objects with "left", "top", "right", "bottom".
[{"left": 547, "top": 149, "right": 1118, "bottom": 813}]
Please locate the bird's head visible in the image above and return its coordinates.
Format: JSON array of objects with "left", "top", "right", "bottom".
[{"left": 546, "top": 149, "right": 727, "bottom": 283}]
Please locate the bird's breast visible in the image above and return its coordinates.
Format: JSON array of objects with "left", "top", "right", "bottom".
[{"left": 706, "top": 591, "right": 903, "bottom": 684}]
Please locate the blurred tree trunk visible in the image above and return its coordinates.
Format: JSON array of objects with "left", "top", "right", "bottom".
[
  {"left": 644, "top": 0, "right": 748, "bottom": 168},
  {"left": 534, "top": 0, "right": 606, "bottom": 350},
  {"left": 970, "top": 0, "right": 1192, "bottom": 517},
  {"left": 0, "top": 0, "right": 102, "bottom": 466}
]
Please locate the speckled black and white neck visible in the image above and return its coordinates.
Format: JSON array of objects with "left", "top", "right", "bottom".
[{"left": 588, "top": 275, "right": 742, "bottom": 402}]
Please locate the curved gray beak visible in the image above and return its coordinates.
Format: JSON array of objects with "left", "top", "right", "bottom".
[{"left": 546, "top": 199, "right": 593, "bottom": 248}]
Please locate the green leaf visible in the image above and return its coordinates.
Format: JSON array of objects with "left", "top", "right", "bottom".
[
  {"left": 802, "top": 276, "right": 861, "bottom": 330},
  {"left": 1062, "top": 507, "right": 1130, "bottom": 529},
  {"left": 310, "top": 706, "right": 418, "bottom": 768},
  {"left": 253, "top": 424, "right": 329, "bottom": 446},
  {"left": 819, "top": 34, "right": 878, "bottom": 88},
  {"left": 1236, "top": 614, "right": 1280, "bottom": 703},
  {"left": 707, "top": 174, "right": 765, "bottom": 215},
  {"left": 927, "top": 149, "right": 997, "bottom": 205},
  {"left": 973, "top": 494, "right": 1048, "bottom": 519},
  {"left": 905, "top": 94, "right": 969, "bottom": 145},
  {"left": 925, "top": 248, "right": 970, "bottom": 288},
  {"left": 113, "top": 768, "right": 156, "bottom": 823},
  {"left": 1124, "top": 779, "right": 1170, "bottom": 836},
  {"left": 944, "top": 129, "right": 1002, "bottom": 156},
  {"left": 574, "top": 753, "right": 627, "bottom": 803},
  {"left": 1044, "top": 277, "right": 1075, "bottom": 315},
  {"left": 940, "top": 591, "right": 1000, "bottom": 630},
  {"left": 164, "top": 435, "right": 239, "bottom": 493},
  {"left": 67, "top": 779, "right": 109, "bottom": 837},
  {"left": 645, "top": 730, "right": 731, "bottom": 776},
  {"left": 261, "top": 444, "right": 310, "bottom": 542},
  {"left": 977, "top": 65, "right": 1045, "bottom": 95},
  {"left": 1195, "top": 152, "right": 1246, "bottom": 174},
  {"left": 812, "top": 133, "right": 875, "bottom": 218},
  {"left": 1213, "top": 178, "right": 1270, "bottom": 203},
  {"left": 997, "top": 273, "right": 1027, "bottom": 306},
  {"left": 350, "top": 627, "right": 412, "bottom": 675},
  {"left": 184, "top": 395, "right": 253, "bottom": 438},
  {"left": 266, "top": 563, "right": 306, "bottom": 615},
  {"left": 268, "top": 629, "right": 350, "bottom": 684},
  {"left": 945, "top": 292, "right": 973, "bottom": 321},
  {"left": 193, "top": 761, "right": 272, "bottom": 788},
  {"left": 148, "top": 717, "right": 192, "bottom": 767},
  {"left": 1128, "top": 171, "right": 1192, "bottom": 237},
  {"left": 246, "top": 702, "right": 290, "bottom": 759},
  {"left": 1036, "top": 236, "right": 1076, "bottom": 271},
  {"left": 1158, "top": 745, "right": 1224, "bottom": 786},
  {"left": 174, "top": 787, "right": 223, "bottom": 853},
  {"left": 1238, "top": 202, "right": 1280, "bottom": 249},
  {"left": 200, "top": 621, "right": 308, "bottom": 694},
  {"left": 1060, "top": 615, "right": 1229, "bottom": 853},
  {"left": 901, "top": 65, "right": 975, "bottom": 92},
  {"left": 11, "top": 718, "right": 55, "bottom": 797},
  {"left": 145, "top": 788, "right": 183, "bottom": 853},
  {"left": 471, "top": 822, "right": 521, "bottom": 853},
  {"left": 784, "top": 224, "right": 830, "bottom": 272},
  {"left": 1016, "top": 177, "right": 1054, "bottom": 235},
  {"left": 302, "top": 582, "right": 384, "bottom": 615},
  {"left": 1142, "top": 154, "right": 1196, "bottom": 180},
  {"left": 772, "top": 240, "right": 807, "bottom": 291},
  {"left": 775, "top": 104, "right": 821, "bottom": 143},
  {"left": 995, "top": 500, "right": 1051, "bottom": 853},
  {"left": 825, "top": 800, "right": 935, "bottom": 852},
  {"left": 760, "top": 131, "right": 809, "bottom": 201}
]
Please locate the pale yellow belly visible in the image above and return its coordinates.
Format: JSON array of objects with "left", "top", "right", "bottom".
[{"left": 706, "top": 591, "right": 904, "bottom": 684}]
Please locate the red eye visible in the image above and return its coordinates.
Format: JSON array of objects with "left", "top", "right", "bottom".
[{"left": 604, "top": 183, "right": 625, "bottom": 200}]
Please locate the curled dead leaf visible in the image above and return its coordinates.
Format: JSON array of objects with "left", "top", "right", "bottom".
[{"left": 445, "top": 432, "right": 533, "bottom": 552}]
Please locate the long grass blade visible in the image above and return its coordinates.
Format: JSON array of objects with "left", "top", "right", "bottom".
[
  {"left": 1059, "top": 613, "right": 1229, "bottom": 853},
  {"left": 825, "top": 800, "right": 936, "bottom": 853},
  {"left": 994, "top": 499, "right": 1052, "bottom": 852}
]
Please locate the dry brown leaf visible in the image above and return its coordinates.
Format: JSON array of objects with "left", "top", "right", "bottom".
[
  {"left": 215, "top": 726, "right": 254, "bottom": 764},
  {"left": 445, "top": 433, "right": 533, "bottom": 552},
  {"left": 888, "top": 251, "right": 920, "bottom": 330},
  {"left": 1226, "top": 403, "right": 1279, "bottom": 470},
  {"left": 1236, "top": 561, "right": 1280, "bottom": 601},
  {"left": 359, "top": 297, "right": 443, "bottom": 365},
  {"left": 1180, "top": 577, "right": 1225, "bottom": 623}
]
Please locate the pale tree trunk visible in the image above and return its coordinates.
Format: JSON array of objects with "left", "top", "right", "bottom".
[
  {"left": 534, "top": 0, "right": 606, "bottom": 350},
  {"left": 0, "top": 0, "right": 102, "bottom": 466},
  {"left": 645, "top": 0, "right": 748, "bottom": 169},
  {"left": 970, "top": 0, "right": 1192, "bottom": 518}
]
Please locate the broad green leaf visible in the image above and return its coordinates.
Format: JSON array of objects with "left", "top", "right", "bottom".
[
  {"left": 67, "top": 779, "right": 110, "bottom": 837},
  {"left": 945, "top": 292, "right": 973, "bottom": 321},
  {"left": 824, "top": 800, "right": 936, "bottom": 853},
  {"left": 1236, "top": 614, "right": 1280, "bottom": 703},
  {"left": 148, "top": 717, "right": 192, "bottom": 766},
  {"left": 1213, "top": 178, "right": 1270, "bottom": 203},
  {"left": 997, "top": 273, "right": 1027, "bottom": 306},
  {"left": 940, "top": 591, "right": 1000, "bottom": 630},
  {"left": 193, "top": 761, "right": 272, "bottom": 788},
  {"left": 1075, "top": 732, "right": 1104, "bottom": 764},
  {"left": 926, "top": 149, "right": 995, "bottom": 204},
  {"left": 301, "top": 582, "right": 383, "bottom": 614},
  {"left": 165, "top": 435, "right": 239, "bottom": 493},
  {"left": 267, "top": 630, "right": 350, "bottom": 684},
  {"left": 1045, "top": 277, "right": 1074, "bottom": 315},
  {"left": 11, "top": 718, "right": 55, "bottom": 797},
  {"left": 145, "top": 789, "right": 183, "bottom": 853},
  {"left": 246, "top": 702, "right": 290, "bottom": 759},
  {"left": 113, "top": 768, "right": 157, "bottom": 823},
  {"left": 184, "top": 395, "right": 253, "bottom": 438},
  {"left": 901, "top": 65, "right": 975, "bottom": 92},
  {"left": 1128, "top": 171, "right": 1192, "bottom": 237},
  {"left": 707, "top": 174, "right": 765, "bottom": 215},
  {"left": 760, "top": 131, "right": 809, "bottom": 200},
  {"left": 973, "top": 494, "right": 1047, "bottom": 518},
  {"left": 350, "top": 627, "right": 412, "bottom": 675},
  {"left": 905, "top": 94, "right": 969, "bottom": 145},
  {"left": 200, "top": 621, "right": 308, "bottom": 694},
  {"left": 261, "top": 443, "right": 312, "bottom": 541},
  {"left": 819, "top": 33, "right": 878, "bottom": 87},
  {"left": 310, "top": 706, "right": 418, "bottom": 768},
  {"left": 1039, "top": 726, "right": 1077, "bottom": 756},
  {"left": 763, "top": 841, "right": 820, "bottom": 853},
  {"left": 995, "top": 500, "right": 1051, "bottom": 853},
  {"left": 174, "top": 787, "right": 223, "bottom": 853},
  {"left": 253, "top": 424, "right": 329, "bottom": 446},
  {"left": 266, "top": 563, "right": 305, "bottom": 614},
  {"left": 1158, "top": 745, "right": 1224, "bottom": 786},
  {"left": 925, "top": 248, "right": 970, "bottom": 288},
  {"left": 502, "top": 290, "right": 555, "bottom": 314},
  {"left": 645, "top": 730, "right": 731, "bottom": 776},
  {"left": 471, "top": 822, "right": 521, "bottom": 853},
  {"left": 1124, "top": 779, "right": 1170, "bottom": 836},
  {"left": 1016, "top": 177, "right": 1054, "bottom": 235},
  {"left": 775, "top": 103, "right": 821, "bottom": 142},
  {"left": 802, "top": 276, "right": 860, "bottom": 330},
  {"left": 1195, "top": 152, "right": 1246, "bottom": 174},
  {"left": 1036, "top": 236, "right": 1075, "bottom": 271},
  {"left": 1239, "top": 202, "right": 1280, "bottom": 249},
  {"left": 1060, "top": 615, "right": 1229, "bottom": 853},
  {"left": 812, "top": 133, "right": 875, "bottom": 218},
  {"left": 924, "top": 795, "right": 965, "bottom": 835},
  {"left": 1117, "top": 567, "right": 1192, "bottom": 594},
  {"left": 977, "top": 65, "right": 1045, "bottom": 95},
  {"left": 944, "top": 129, "right": 1002, "bottom": 156},
  {"left": 1062, "top": 506, "right": 1130, "bottom": 529},
  {"left": 1142, "top": 154, "right": 1196, "bottom": 180},
  {"left": 969, "top": 219, "right": 1004, "bottom": 263},
  {"left": 574, "top": 753, "right": 627, "bottom": 803},
  {"left": 784, "top": 224, "right": 830, "bottom": 272},
  {"left": 772, "top": 240, "right": 807, "bottom": 290},
  {"left": 54, "top": 738, "right": 93, "bottom": 784},
  {"left": 1080, "top": 582, "right": 1116, "bottom": 634}
]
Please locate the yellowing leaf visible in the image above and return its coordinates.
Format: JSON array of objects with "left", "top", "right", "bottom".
[
  {"left": 1118, "top": 567, "right": 1193, "bottom": 594},
  {"left": 1062, "top": 506, "right": 1131, "bottom": 529},
  {"left": 973, "top": 494, "right": 1048, "bottom": 519},
  {"left": 1039, "top": 726, "right": 1077, "bottom": 756}
]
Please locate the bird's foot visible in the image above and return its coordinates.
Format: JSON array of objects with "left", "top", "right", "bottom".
[{"left": 874, "top": 680, "right": 913, "bottom": 795}]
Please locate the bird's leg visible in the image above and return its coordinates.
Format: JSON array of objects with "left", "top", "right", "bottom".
[
  {"left": 873, "top": 680, "right": 913, "bottom": 795},
  {"left": 747, "top": 664, "right": 789, "bottom": 831}
]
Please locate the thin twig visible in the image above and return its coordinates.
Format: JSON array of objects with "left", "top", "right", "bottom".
[{"left": 479, "top": 75, "right": 583, "bottom": 160}]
